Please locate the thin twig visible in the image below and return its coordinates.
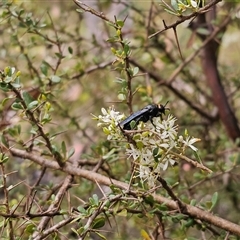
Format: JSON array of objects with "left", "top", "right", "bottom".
[
  {"left": 32, "top": 217, "right": 74, "bottom": 240},
  {"left": 73, "top": 0, "right": 115, "bottom": 25},
  {"left": 71, "top": 61, "right": 112, "bottom": 80},
  {"left": 8, "top": 147, "right": 240, "bottom": 236},
  {"left": 149, "top": 0, "right": 222, "bottom": 38},
  {"left": 0, "top": 164, "right": 14, "bottom": 240},
  {"left": 171, "top": 151, "right": 212, "bottom": 173},
  {"left": 157, "top": 176, "right": 187, "bottom": 213},
  {"left": 128, "top": 58, "right": 215, "bottom": 121},
  {"left": 166, "top": 14, "right": 232, "bottom": 85}
]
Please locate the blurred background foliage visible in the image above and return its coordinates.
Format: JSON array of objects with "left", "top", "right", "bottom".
[{"left": 0, "top": 0, "right": 240, "bottom": 239}]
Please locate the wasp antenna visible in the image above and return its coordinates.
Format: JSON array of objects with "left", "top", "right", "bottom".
[
  {"left": 164, "top": 101, "right": 169, "bottom": 107},
  {"left": 161, "top": 101, "right": 170, "bottom": 112}
]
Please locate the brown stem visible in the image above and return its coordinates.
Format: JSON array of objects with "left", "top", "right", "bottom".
[
  {"left": 9, "top": 148, "right": 240, "bottom": 236},
  {"left": 195, "top": 12, "right": 240, "bottom": 142}
]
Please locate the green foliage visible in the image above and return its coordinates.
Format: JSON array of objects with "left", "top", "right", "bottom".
[
  {"left": 161, "top": 0, "right": 202, "bottom": 16},
  {"left": 0, "top": 0, "right": 239, "bottom": 239}
]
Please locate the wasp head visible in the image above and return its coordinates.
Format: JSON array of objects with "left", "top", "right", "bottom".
[{"left": 158, "top": 101, "right": 169, "bottom": 115}]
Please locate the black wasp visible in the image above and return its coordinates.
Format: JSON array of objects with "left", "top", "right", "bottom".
[{"left": 120, "top": 102, "right": 169, "bottom": 130}]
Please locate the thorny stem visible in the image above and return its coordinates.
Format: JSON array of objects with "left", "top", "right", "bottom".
[
  {"left": 9, "top": 148, "right": 240, "bottom": 236},
  {"left": 157, "top": 176, "right": 187, "bottom": 213},
  {"left": 74, "top": 0, "right": 134, "bottom": 113},
  {"left": 149, "top": 0, "right": 222, "bottom": 38},
  {"left": 114, "top": 16, "right": 134, "bottom": 113},
  {"left": 0, "top": 164, "right": 14, "bottom": 240},
  {"left": 10, "top": 85, "right": 64, "bottom": 167}
]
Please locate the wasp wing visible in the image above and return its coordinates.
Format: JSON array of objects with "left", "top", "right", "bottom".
[{"left": 120, "top": 105, "right": 154, "bottom": 130}]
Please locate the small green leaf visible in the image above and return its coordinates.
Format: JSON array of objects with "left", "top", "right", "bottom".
[
  {"left": 4, "top": 76, "right": 13, "bottom": 83},
  {"left": 102, "top": 148, "right": 116, "bottom": 160},
  {"left": 67, "top": 148, "right": 75, "bottom": 159},
  {"left": 123, "top": 44, "right": 130, "bottom": 55},
  {"left": 68, "top": 46, "right": 73, "bottom": 54},
  {"left": 71, "top": 227, "right": 80, "bottom": 236},
  {"left": 171, "top": 0, "right": 179, "bottom": 11},
  {"left": 196, "top": 28, "right": 210, "bottom": 36},
  {"left": 92, "top": 217, "right": 105, "bottom": 229},
  {"left": 190, "top": 199, "right": 197, "bottom": 206},
  {"left": 77, "top": 206, "right": 87, "bottom": 214},
  {"left": 117, "top": 93, "right": 126, "bottom": 101},
  {"left": 94, "top": 231, "right": 107, "bottom": 240},
  {"left": 0, "top": 219, "right": 5, "bottom": 228},
  {"left": 13, "top": 75, "right": 20, "bottom": 83},
  {"left": 1, "top": 135, "right": 9, "bottom": 148},
  {"left": 157, "top": 204, "right": 168, "bottom": 211},
  {"left": 144, "top": 195, "right": 154, "bottom": 206},
  {"left": 61, "top": 141, "right": 67, "bottom": 159},
  {"left": 40, "top": 63, "right": 48, "bottom": 76},
  {"left": 9, "top": 67, "right": 16, "bottom": 75},
  {"left": 18, "top": 9, "right": 25, "bottom": 16},
  {"left": 92, "top": 194, "right": 99, "bottom": 206},
  {"left": 11, "top": 82, "right": 21, "bottom": 89},
  {"left": 118, "top": 209, "right": 127, "bottom": 217},
  {"left": 17, "top": 125, "right": 21, "bottom": 135},
  {"left": 0, "top": 83, "right": 11, "bottom": 92},
  {"left": 41, "top": 113, "right": 52, "bottom": 124},
  {"left": 11, "top": 102, "right": 23, "bottom": 110},
  {"left": 153, "top": 147, "right": 159, "bottom": 156},
  {"left": 184, "top": 218, "right": 195, "bottom": 228},
  {"left": 210, "top": 192, "right": 218, "bottom": 210},
  {"left": 24, "top": 223, "right": 36, "bottom": 234},
  {"left": 193, "top": 151, "right": 202, "bottom": 163},
  {"left": 172, "top": 216, "right": 180, "bottom": 223},
  {"left": 116, "top": 20, "right": 124, "bottom": 27},
  {"left": 30, "top": 126, "right": 38, "bottom": 134},
  {"left": 8, "top": 126, "right": 19, "bottom": 137},
  {"left": 22, "top": 91, "right": 34, "bottom": 105},
  {"left": 205, "top": 201, "right": 212, "bottom": 210},
  {"left": 130, "top": 120, "right": 136, "bottom": 129},
  {"left": 106, "top": 36, "right": 119, "bottom": 43},
  {"left": 0, "top": 153, "right": 9, "bottom": 164},
  {"left": 1, "top": 98, "right": 9, "bottom": 106},
  {"left": 136, "top": 141, "right": 144, "bottom": 150},
  {"left": 103, "top": 127, "right": 110, "bottom": 135},
  {"left": 140, "top": 229, "right": 151, "bottom": 240},
  {"left": 132, "top": 67, "right": 139, "bottom": 76},
  {"left": 27, "top": 100, "right": 38, "bottom": 110},
  {"left": 55, "top": 52, "right": 64, "bottom": 59},
  {"left": 50, "top": 75, "right": 61, "bottom": 83},
  {"left": 174, "top": 214, "right": 186, "bottom": 222},
  {"left": 76, "top": 8, "right": 84, "bottom": 13}
]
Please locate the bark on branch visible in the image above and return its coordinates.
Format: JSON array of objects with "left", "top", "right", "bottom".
[
  {"left": 9, "top": 148, "right": 240, "bottom": 236},
  {"left": 193, "top": 9, "right": 240, "bottom": 141}
]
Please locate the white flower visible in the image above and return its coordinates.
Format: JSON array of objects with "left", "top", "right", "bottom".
[
  {"left": 139, "top": 165, "right": 151, "bottom": 179},
  {"left": 96, "top": 106, "right": 201, "bottom": 189},
  {"left": 147, "top": 174, "right": 157, "bottom": 188},
  {"left": 99, "top": 107, "right": 124, "bottom": 125},
  {"left": 97, "top": 107, "right": 125, "bottom": 139},
  {"left": 159, "top": 142, "right": 170, "bottom": 149},
  {"left": 182, "top": 136, "right": 200, "bottom": 152},
  {"left": 138, "top": 166, "right": 156, "bottom": 188},
  {"left": 126, "top": 144, "right": 140, "bottom": 160},
  {"left": 140, "top": 149, "right": 153, "bottom": 165},
  {"left": 155, "top": 115, "right": 178, "bottom": 141}
]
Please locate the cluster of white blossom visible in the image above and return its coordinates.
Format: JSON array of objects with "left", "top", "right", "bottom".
[
  {"left": 96, "top": 107, "right": 200, "bottom": 188},
  {"left": 96, "top": 107, "right": 125, "bottom": 140}
]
